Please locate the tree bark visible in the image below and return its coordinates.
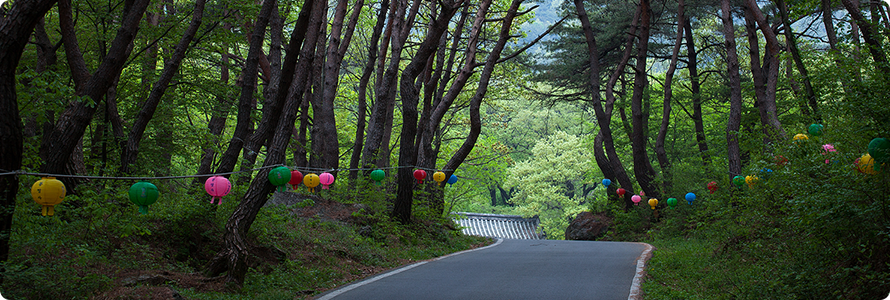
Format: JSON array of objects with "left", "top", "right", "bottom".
[
  {"left": 0, "top": 0, "right": 60, "bottom": 283},
  {"left": 722, "top": 0, "right": 743, "bottom": 177},
  {"left": 840, "top": 0, "right": 890, "bottom": 74},
  {"left": 776, "top": 0, "right": 820, "bottom": 122},
  {"left": 744, "top": 0, "right": 787, "bottom": 142},
  {"left": 120, "top": 0, "right": 206, "bottom": 174},
  {"left": 42, "top": 0, "right": 151, "bottom": 177},
  {"left": 629, "top": 0, "right": 659, "bottom": 199},
  {"left": 207, "top": 0, "right": 323, "bottom": 287},
  {"left": 684, "top": 21, "right": 710, "bottom": 167},
  {"left": 655, "top": 0, "right": 684, "bottom": 195},
  {"left": 393, "top": 0, "right": 464, "bottom": 223}
]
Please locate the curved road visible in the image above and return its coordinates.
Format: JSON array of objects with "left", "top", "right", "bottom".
[{"left": 316, "top": 239, "right": 653, "bottom": 300}]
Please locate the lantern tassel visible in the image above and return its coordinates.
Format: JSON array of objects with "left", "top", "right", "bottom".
[
  {"left": 138, "top": 206, "right": 148, "bottom": 215},
  {"left": 41, "top": 205, "right": 48, "bottom": 216}
]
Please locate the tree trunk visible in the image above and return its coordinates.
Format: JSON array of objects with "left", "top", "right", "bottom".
[
  {"left": 684, "top": 22, "right": 710, "bottom": 168},
  {"left": 577, "top": 0, "right": 637, "bottom": 209},
  {"left": 0, "top": 0, "right": 64, "bottom": 284},
  {"left": 349, "top": 0, "right": 390, "bottom": 181},
  {"left": 744, "top": 0, "right": 787, "bottom": 142},
  {"left": 120, "top": 0, "right": 206, "bottom": 174},
  {"left": 629, "top": 0, "right": 659, "bottom": 198},
  {"left": 655, "top": 0, "right": 684, "bottom": 195},
  {"left": 776, "top": 0, "right": 820, "bottom": 122},
  {"left": 42, "top": 0, "right": 151, "bottom": 178},
  {"left": 840, "top": 0, "right": 890, "bottom": 74},
  {"left": 722, "top": 0, "right": 743, "bottom": 177},
  {"left": 393, "top": 0, "right": 464, "bottom": 223},
  {"left": 195, "top": 22, "right": 234, "bottom": 184},
  {"left": 207, "top": 0, "right": 322, "bottom": 287}
]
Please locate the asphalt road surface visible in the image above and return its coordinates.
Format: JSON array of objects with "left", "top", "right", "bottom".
[{"left": 316, "top": 239, "right": 653, "bottom": 300}]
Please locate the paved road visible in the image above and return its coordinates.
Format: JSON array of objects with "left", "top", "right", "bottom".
[{"left": 316, "top": 239, "right": 653, "bottom": 300}]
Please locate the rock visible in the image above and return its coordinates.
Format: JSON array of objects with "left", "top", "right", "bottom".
[{"left": 564, "top": 211, "right": 610, "bottom": 240}]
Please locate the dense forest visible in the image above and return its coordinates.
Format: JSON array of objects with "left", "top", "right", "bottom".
[{"left": 1, "top": 0, "right": 889, "bottom": 298}]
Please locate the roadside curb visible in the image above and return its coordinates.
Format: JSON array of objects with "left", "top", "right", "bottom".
[{"left": 628, "top": 242, "right": 655, "bottom": 300}]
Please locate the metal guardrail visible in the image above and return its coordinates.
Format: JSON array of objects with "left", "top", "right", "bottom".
[{"left": 452, "top": 212, "right": 544, "bottom": 240}]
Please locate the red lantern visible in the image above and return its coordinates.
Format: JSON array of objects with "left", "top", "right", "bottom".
[
  {"left": 413, "top": 169, "right": 427, "bottom": 184},
  {"left": 616, "top": 188, "right": 626, "bottom": 197},
  {"left": 289, "top": 170, "right": 304, "bottom": 190},
  {"left": 707, "top": 181, "right": 718, "bottom": 194}
]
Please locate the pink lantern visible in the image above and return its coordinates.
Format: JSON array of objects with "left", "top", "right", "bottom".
[
  {"left": 204, "top": 176, "right": 231, "bottom": 205},
  {"left": 631, "top": 195, "right": 642, "bottom": 206},
  {"left": 289, "top": 170, "right": 304, "bottom": 190},
  {"left": 319, "top": 172, "right": 335, "bottom": 189},
  {"left": 822, "top": 144, "right": 837, "bottom": 164}
]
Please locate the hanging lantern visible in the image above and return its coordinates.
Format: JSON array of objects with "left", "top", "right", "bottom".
[
  {"left": 648, "top": 198, "right": 658, "bottom": 210},
  {"left": 447, "top": 174, "right": 458, "bottom": 185},
  {"left": 617, "top": 188, "right": 626, "bottom": 197},
  {"left": 793, "top": 133, "right": 809, "bottom": 144},
  {"left": 31, "top": 177, "right": 66, "bottom": 216},
  {"left": 268, "top": 166, "right": 292, "bottom": 192},
  {"left": 631, "top": 194, "right": 641, "bottom": 205},
  {"left": 303, "top": 173, "right": 320, "bottom": 192},
  {"left": 204, "top": 176, "right": 231, "bottom": 205},
  {"left": 370, "top": 169, "right": 386, "bottom": 185},
  {"left": 413, "top": 169, "right": 427, "bottom": 184},
  {"left": 601, "top": 179, "right": 611, "bottom": 187},
  {"left": 856, "top": 154, "right": 880, "bottom": 175},
  {"left": 745, "top": 175, "right": 759, "bottom": 188},
  {"left": 319, "top": 172, "right": 335, "bottom": 190},
  {"left": 759, "top": 168, "right": 773, "bottom": 179},
  {"left": 666, "top": 198, "right": 677, "bottom": 209},
  {"left": 707, "top": 181, "right": 718, "bottom": 194},
  {"left": 868, "top": 137, "right": 890, "bottom": 165},
  {"left": 289, "top": 170, "right": 304, "bottom": 191},
  {"left": 128, "top": 181, "right": 159, "bottom": 215},
  {"left": 775, "top": 155, "right": 789, "bottom": 166},
  {"left": 808, "top": 124, "right": 824, "bottom": 136},
  {"left": 685, "top": 192, "right": 696, "bottom": 205},
  {"left": 732, "top": 175, "right": 745, "bottom": 188},
  {"left": 433, "top": 171, "right": 446, "bottom": 185}
]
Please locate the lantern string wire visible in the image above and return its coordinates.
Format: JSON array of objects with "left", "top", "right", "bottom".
[{"left": 0, "top": 165, "right": 454, "bottom": 181}]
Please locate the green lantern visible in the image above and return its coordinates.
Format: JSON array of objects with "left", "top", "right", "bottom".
[
  {"left": 868, "top": 137, "right": 890, "bottom": 165},
  {"left": 370, "top": 169, "right": 385, "bottom": 185},
  {"left": 268, "top": 166, "right": 292, "bottom": 192},
  {"left": 129, "top": 181, "right": 159, "bottom": 214},
  {"left": 808, "top": 124, "right": 824, "bottom": 136},
  {"left": 732, "top": 175, "right": 745, "bottom": 189},
  {"left": 666, "top": 198, "right": 677, "bottom": 209}
]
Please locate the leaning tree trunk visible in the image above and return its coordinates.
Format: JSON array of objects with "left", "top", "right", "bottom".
[
  {"left": 840, "top": 0, "right": 890, "bottom": 74},
  {"left": 655, "top": 0, "right": 684, "bottom": 195},
  {"left": 722, "top": 0, "right": 743, "bottom": 177},
  {"left": 206, "top": 0, "right": 322, "bottom": 287},
  {"left": 776, "top": 0, "right": 820, "bottom": 122},
  {"left": 0, "top": 0, "right": 61, "bottom": 283},
  {"left": 120, "top": 0, "right": 206, "bottom": 174},
  {"left": 744, "top": 0, "right": 786, "bottom": 142},
  {"left": 41, "top": 0, "right": 151, "bottom": 180},
  {"left": 629, "top": 0, "right": 660, "bottom": 199},
  {"left": 684, "top": 22, "right": 710, "bottom": 168}
]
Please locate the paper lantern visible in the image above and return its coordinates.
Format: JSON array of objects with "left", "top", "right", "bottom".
[
  {"left": 129, "top": 181, "right": 159, "bottom": 215},
  {"left": 304, "top": 173, "right": 320, "bottom": 192},
  {"left": 370, "top": 169, "right": 385, "bottom": 185},
  {"left": 759, "top": 168, "right": 773, "bottom": 179},
  {"left": 601, "top": 179, "right": 611, "bottom": 187},
  {"left": 204, "top": 176, "right": 231, "bottom": 205},
  {"left": 666, "top": 198, "right": 677, "bottom": 209},
  {"left": 732, "top": 175, "right": 745, "bottom": 188},
  {"left": 648, "top": 198, "right": 658, "bottom": 210},
  {"left": 319, "top": 172, "right": 335, "bottom": 189},
  {"left": 868, "top": 137, "right": 890, "bottom": 164},
  {"left": 617, "top": 188, "right": 626, "bottom": 197},
  {"left": 775, "top": 155, "right": 789, "bottom": 166},
  {"left": 707, "top": 181, "right": 717, "bottom": 194},
  {"left": 289, "top": 170, "right": 304, "bottom": 190},
  {"left": 745, "top": 175, "right": 759, "bottom": 187},
  {"left": 447, "top": 174, "right": 458, "bottom": 185},
  {"left": 413, "top": 169, "right": 427, "bottom": 184},
  {"left": 31, "top": 177, "right": 66, "bottom": 216},
  {"left": 793, "top": 133, "right": 809, "bottom": 143},
  {"left": 268, "top": 166, "right": 292, "bottom": 192},
  {"left": 856, "top": 154, "right": 879, "bottom": 175},
  {"left": 631, "top": 194, "right": 641, "bottom": 205},
  {"left": 808, "top": 124, "right": 824, "bottom": 136},
  {"left": 433, "top": 171, "right": 446, "bottom": 185},
  {"left": 685, "top": 192, "right": 696, "bottom": 205}
]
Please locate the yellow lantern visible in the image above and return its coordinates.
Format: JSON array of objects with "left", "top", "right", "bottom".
[
  {"left": 648, "top": 198, "right": 658, "bottom": 210},
  {"left": 432, "top": 171, "right": 446, "bottom": 185},
  {"left": 745, "top": 175, "right": 759, "bottom": 188},
  {"left": 31, "top": 177, "right": 66, "bottom": 216},
  {"left": 857, "top": 154, "right": 880, "bottom": 175},
  {"left": 793, "top": 133, "right": 809, "bottom": 144}
]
